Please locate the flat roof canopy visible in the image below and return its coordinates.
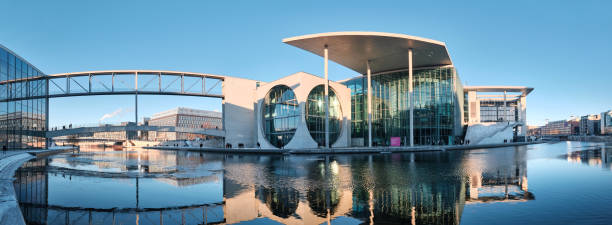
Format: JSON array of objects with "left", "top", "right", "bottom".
[
  {"left": 283, "top": 31, "right": 453, "bottom": 74},
  {"left": 464, "top": 86, "right": 534, "bottom": 95}
]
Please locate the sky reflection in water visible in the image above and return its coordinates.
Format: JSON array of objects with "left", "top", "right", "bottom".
[{"left": 13, "top": 142, "right": 612, "bottom": 225}]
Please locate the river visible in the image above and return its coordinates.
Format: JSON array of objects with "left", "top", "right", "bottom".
[{"left": 13, "top": 142, "right": 612, "bottom": 225}]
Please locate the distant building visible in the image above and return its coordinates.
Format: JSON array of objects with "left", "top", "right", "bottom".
[
  {"left": 527, "top": 126, "right": 541, "bottom": 136},
  {"left": 568, "top": 117, "right": 581, "bottom": 135},
  {"left": 601, "top": 110, "right": 612, "bottom": 135},
  {"left": 92, "top": 122, "right": 138, "bottom": 140},
  {"left": 149, "top": 107, "right": 222, "bottom": 141},
  {"left": 139, "top": 117, "right": 151, "bottom": 140},
  {"left": 580, "top": 115, "right": 600, "bottom": 135},
  {"left": 541, "top": 120, "right": 571, "bottom": 136}
]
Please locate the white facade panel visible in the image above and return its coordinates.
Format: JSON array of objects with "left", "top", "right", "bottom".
[{"left": 223, "top": 77, "right": 260, "bottom": 148}]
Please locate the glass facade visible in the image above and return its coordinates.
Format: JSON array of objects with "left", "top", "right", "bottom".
[
  {"left": 305, "top": 85, "right": 342, "bottom": 146},
  {"left": 479, "top": 100, "right": 518, "bottom": 122},
  {"left": 262, "top": 85, "right": 299, "bottom": 148},
  {"left": 0, "top": 46, "right": 47, "bottom": 149},
  {"left": 342, "top": 67, "right": 463, "bottom": 146}
]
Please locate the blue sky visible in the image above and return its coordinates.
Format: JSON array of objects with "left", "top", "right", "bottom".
[{"left": 1, "top": 0, "right": 610, "bottom": 127}]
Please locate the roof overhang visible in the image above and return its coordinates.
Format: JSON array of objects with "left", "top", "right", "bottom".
[
  {"left": 283, "top": 31, "right": 453, "bottom": 74},
  {"left": 464, "top": 86, "right": 534, "bottom": 95}
]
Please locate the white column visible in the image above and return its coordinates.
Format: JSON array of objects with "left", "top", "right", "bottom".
[
  {"left": 409, "top": 49, "right": 414, "bottom": 147},
  {"left": 521, "top": 93, "right": 527, "bottom": 141},
  {"left": 324, "top": 45, "right": 330, "bottom": 148},
  {"left": 135, "top": 72, "right": 138, "bottom": 125},
  {"left": 45, "top": 78, "right": 50, "bottom": 148},
  {"left": 367, "top": 61, "right": 372, "bottom": 148},
  {"left": 503, "top": 90, "right": 507, "bottom": 122}
]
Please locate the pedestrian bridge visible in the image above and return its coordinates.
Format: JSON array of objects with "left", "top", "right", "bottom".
[
  {"left": 0, "top": 70, "right": 228, "bottom": 144},
  {"left": 46, "top": 125, "right": 225, "bottom": 138},
  {"left": 0, "top": 70, "right": 225, "bottom": 102}
]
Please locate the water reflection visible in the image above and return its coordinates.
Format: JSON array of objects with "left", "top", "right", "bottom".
[
  {"left": 563, "top": 145, "right": 612, "bottom": 170},
  {"left": 462, "top": 149, "right": 533, "bottom": 203},
  {"left": 22, "top": 143, "right": 612, "bottom": 224},
  {"left": 14, "top": 148, "right": 225, "bottom": 225}
]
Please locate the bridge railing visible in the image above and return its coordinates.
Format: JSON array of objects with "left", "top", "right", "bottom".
[{"left": 48, "top": 122, "right": 125, "bottom": 131}]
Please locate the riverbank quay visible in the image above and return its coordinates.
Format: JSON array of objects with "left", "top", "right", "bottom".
[
  {"left": 444, "top": 141, "right": 546, "bottom": 151},
  {"left": 568, "top": 135, "right": 612, "bottom": 143},
  {"left": 0, "top": 146, "right": 77, "bottom": 225},
  {"left": 145, "top": 146, "right": 442, "bottom": 154},
  {"left": 145, "top": 141, "right": 546, "bottom": 155}
]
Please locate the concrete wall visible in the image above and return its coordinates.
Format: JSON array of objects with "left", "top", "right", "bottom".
[
  {"left": 255, "top": 72, "right": 351, "bottom": 149},
  {"left": 519, "top": 95, "right": 527, "bottom": 136},
  {"left": 467, "top": 91, "right": 480, "bottom": 124},
  {"left": 465, "top": 122, "right": 514, "bottom": 145},
  {"left": 223, "top": 77, "right": 260, "bottom": 148}
]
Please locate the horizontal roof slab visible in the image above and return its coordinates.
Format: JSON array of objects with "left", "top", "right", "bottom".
[
  {"left": 283, "top": 32, "right": 453, "bottom": 74},
  {"left": 464, "top": 86, "right": 534, "bottom": 95}
]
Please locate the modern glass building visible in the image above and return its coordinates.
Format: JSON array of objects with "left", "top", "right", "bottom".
[
  {"left": 0, "top": 45, "right": 47, "bottom": 149},
  {"left": 0, "top": 31, "right": 532, "bottom": 150},
  {"left": 283, "top": 32, "right": 469, "bottom": 147},
  {"left": 342, "top": 66, "right": 463, "bottom": 146}
]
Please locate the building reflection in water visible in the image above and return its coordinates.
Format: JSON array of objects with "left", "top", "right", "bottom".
[
  {"left": 14, "top": 149, "right": 226, "bottom": 225},
  {"left": 14, "top": 146, "right": 536, "bottom": 225},
  {"left": 13, "top": 159, "right": 48, "bottom": 224},
  {"left": 462, "top": 149, "right": 534, "bottom": 203},
  {"left": 563, "top": 144, "right": 612, "bottom": 170},
  {"left": 223, "top": 148, "right": 535, "bottom": 225}
]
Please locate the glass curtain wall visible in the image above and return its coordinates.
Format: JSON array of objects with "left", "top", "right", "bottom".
[
  {"left": 479, "top": 100, "right": 518, "bottom": 122},
  {"left": 262, "top": 85, "right": 300, "bottom": 148},
  {"left": 305, "top": 85, "right": 342, "bottom": 146},
  {"left": 342, "top": 67, "right": 462, "bottom": 146},
  {"left": 0, "top": 46, "right": 46, "bottom": 149}
]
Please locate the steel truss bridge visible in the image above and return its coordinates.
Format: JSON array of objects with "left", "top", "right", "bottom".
[
  {"left": 0, "top": 70, "right": 227, "bottom": 140},
  {"left": 0, "top": 70, "right": 225, "bottom": 101}
]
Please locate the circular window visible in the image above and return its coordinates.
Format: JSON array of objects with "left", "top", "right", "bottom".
[
  {"left": 262, "top": 85, "right": 300, "bottom": 148},
  {"left": 306, "top": 85, "right": 342, "bottom": 146}
]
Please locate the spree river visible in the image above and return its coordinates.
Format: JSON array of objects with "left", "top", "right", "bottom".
[{"left": 13, "top": 142, "right": 612, "bottom": 225}]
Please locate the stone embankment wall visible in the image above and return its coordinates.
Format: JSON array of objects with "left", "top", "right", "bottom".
[{"left": 568, "top": 135, "right": 612, "bottom": 143}]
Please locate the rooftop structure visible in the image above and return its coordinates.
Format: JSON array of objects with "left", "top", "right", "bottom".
[{"left": 283, "top": 31, "right": 453, "bottom": 74}]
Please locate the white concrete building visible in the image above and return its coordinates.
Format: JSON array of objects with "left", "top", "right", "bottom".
[
  {"left": 463, "top": 86, "right": 533, "bottom": 145},
  {"left": 254, "top": 72, "right": 351, "bottom": 149},
  {"left": 219, "top": 32, "right": 534, "bottom": 149}
]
